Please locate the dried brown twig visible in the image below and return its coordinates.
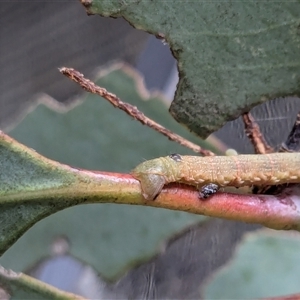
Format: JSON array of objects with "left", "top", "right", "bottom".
[
  {"left": 242, "top": 112, "right": 273, "bottom": 154},
  {"left": 59, "top": 67, "right": 214, "bottom": 156}
]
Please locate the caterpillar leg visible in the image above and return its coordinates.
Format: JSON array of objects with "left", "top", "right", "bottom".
[{"left": 199, "top": 183, "right": 219, "bottom": 199}]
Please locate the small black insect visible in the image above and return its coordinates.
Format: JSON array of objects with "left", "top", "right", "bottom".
[
  {"left": 199, "top": 183, "right": 219, "bottom": 199},
  {"left": 169, "top": 153, "right": 182, "bottom": 162}
]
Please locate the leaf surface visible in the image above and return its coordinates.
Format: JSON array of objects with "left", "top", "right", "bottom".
[{"left": 84, "top": 1, "right": 300, "bottom": 137}]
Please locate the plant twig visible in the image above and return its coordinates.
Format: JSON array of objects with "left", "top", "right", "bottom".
[
  {"left": 59, "top": 67, "right": 215, "bottom": 156},
  {"left": 142, "top": 183, "right": 300, "bottom": 231},
  {"left": 242, "top": 112, "right": 273, "bottom": 154}
]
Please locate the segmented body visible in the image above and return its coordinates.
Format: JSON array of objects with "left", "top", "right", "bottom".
[{"left": 131, "top": 153, "right": 300, "bottom": 200}]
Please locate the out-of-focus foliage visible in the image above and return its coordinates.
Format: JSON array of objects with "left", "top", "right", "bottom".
[
  {"left": 0, "top": 265, "right": 86, "bottom": 300},
  {"left": 204, "top": 230, "right": 300, "bottom": 299}
]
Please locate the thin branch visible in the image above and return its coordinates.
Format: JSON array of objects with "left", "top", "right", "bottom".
[
  {"left": 59, "top": 67, "right": 215, "bottom": 156},
  {"left": 242, "top": 112, "right": 273, "bottom": 154},
  {"left": 150, "top": 183, "right": 300, "bottom": 231}
]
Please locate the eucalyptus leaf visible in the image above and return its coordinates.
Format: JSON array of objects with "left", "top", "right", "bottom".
[{"left": 84, "top": 1, "right": 300, "bottom": 137}]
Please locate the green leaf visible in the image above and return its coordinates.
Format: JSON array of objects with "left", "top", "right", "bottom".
[
  {"left": 204, "top": 230, "right": 300, "bottom": 299},
  {"left": 0, "top": 265, "right": 86, "bottom": 300},
  {"left": 0, "top": 132, "right": 79, "bottom": 256},
  {"left": 84, "top": 1, "right": 300, "bottom": 137},
  {"left": 0, "top": 130, "right": 143, "bottom": 258},
  {"left": 0, "top": 64, "right": 208, "bottom": 280}
]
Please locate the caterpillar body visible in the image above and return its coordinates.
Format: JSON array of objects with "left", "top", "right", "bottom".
[{"left": 131, "top": 153, "right": 300, "bottom": 200}]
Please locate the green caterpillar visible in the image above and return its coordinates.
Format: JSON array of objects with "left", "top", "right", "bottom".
[{"left": 131, "top": 153, "right": 300, "bottom": 200}]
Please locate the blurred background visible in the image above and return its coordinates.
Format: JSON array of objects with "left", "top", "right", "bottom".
[{"left": 1, "top": 1, "right": 300, "bottom": 299}]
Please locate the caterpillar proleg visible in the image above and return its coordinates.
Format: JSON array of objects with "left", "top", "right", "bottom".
[{"left": 131, "top": 153, "right": 300, "bottom": 200}]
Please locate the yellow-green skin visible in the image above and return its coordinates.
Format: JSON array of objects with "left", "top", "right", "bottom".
[{"left": 131, "top": 153, "right": 300, "bottom": 200}]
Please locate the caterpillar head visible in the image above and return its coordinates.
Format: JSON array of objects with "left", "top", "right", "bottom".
[{"left": 131, "top": 158, "right": 168, "bottom": 201}]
